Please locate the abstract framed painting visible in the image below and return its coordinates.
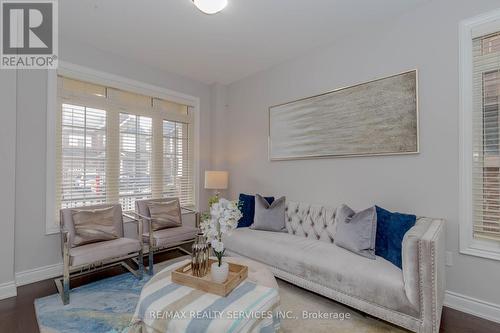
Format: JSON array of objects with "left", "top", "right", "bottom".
[{"left": 268, "top": 70, "right": 419, "bottom": 160}]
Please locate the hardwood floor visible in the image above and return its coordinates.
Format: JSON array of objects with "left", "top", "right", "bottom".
[
  {"left": 1, "top": 250, "right": 499, "bottom": 333},
  {"left": 439, "top": 307, "right": 500, "bottom": 333},
  {"left": 0, "top": 249, "right": 186, "bottom": 333}
]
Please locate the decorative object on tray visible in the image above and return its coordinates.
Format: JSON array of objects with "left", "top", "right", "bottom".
[
  {"left": 210, "top": 260, "right": 228, "bottom": 283},
  {"left": 171, "top": 259, "right": 248, "bottom": 296},
  {"left": 191, "top": 233, "right": 209, "bottom": 277},
  {"left": 200, "top": 198, "right": 242, "bottom": 283},
  {"left": 269, "top": 70, "right": 418, "bottom": 160}
]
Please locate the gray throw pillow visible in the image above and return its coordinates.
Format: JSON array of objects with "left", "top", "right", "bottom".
[
  {"left": 334, "top": 204, "right": 377, "bottom": 259},
  {"left": 251, "top": 195, "right": 287, "bottom": 232},
  {"left": 148, "top": 200, "right": 182, "bottom": 231},
  {"left": 72, "top": 206, "right": 119, "bottom": 246}
]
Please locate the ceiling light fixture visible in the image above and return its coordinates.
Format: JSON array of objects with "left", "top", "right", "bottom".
[{"left": 192, "top": 0, "right": 228, "bottom": 15}]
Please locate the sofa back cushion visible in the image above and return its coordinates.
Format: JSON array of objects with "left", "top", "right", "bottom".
[
  {"left": 135, "top": 198, "right": 182, "bottom": 233},
  {"left": 71, "top": 206, "right": 120, "bottom": 246},
  {"left": 60, "top": 203, "right": 124, "bottom": 248},
  {"left": 148, "top": 200, "right": 182, "bottom": 231},
  {"left": 285, "top": 201, "right": 336, "bottom": 243}
]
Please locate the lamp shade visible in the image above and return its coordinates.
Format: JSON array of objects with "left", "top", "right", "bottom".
[{"left": 204, "top": 171, "right": 228, "bottom": 190}]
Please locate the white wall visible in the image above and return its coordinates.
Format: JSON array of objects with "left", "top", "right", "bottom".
[
  {"left": 13, "top": 40, "right": 213, "bottom": 275},
  {"left": 210, "top": 84, "right": 229, "bottom": 164},
  {"left": 0, "top": 70, "right": 17, "bottom": 298},
  {"left": 215, "top": 0, "right": 500, "bottom": 309}
]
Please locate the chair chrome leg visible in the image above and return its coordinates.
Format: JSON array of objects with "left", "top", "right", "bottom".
[
  {"left": 122, "top": 261, "right": 142, "bottom": 279},
  {"left": 147, "top": 225, "right": 155, "bottom": 275},
  {"left": 138, "top": 249, "right": 144, "bottom": 279},
  {"left": 148, "top": 249, "right": 154, "bottom": 275},
  {"left": 176, "top": 246, "right": 192, "bottom": 256},
  {"left": 62, "top": 272, "right": 70, "bottom": 305},
  {"left": 54, "top": 277, "right": 69, "bottom": 305},
  {"left": 61, "top": 231, "right": 70, "bottom": 305}
]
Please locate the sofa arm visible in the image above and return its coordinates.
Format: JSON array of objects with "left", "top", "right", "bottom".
[
  {"left": 402, "top": 218, "right": 445, "bottom": 333},
  {"left": 419, "top": 219, "right": 445, "bottom": 333}
]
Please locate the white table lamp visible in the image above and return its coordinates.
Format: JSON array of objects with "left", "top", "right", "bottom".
[{"left": 204, "top": 171, "right": 228, "bottom": 198}]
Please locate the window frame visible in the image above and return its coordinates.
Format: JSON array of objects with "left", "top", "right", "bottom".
[
  {"left": 46, "top": 62, "right": 200, "bottom": 234},
  {"left": 459, "top": 9, "right": 500, "bottom": 261}
]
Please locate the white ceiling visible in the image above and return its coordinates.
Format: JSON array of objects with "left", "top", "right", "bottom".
[{"left": 60, "top": 0, "right": 430, "bottom": 85}]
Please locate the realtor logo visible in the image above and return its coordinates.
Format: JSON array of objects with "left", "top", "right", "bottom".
[{"left": 1, "top": 0, "right": 58, "bottom": 68}]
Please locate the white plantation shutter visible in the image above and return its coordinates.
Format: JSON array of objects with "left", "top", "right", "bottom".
[
  {"left": 55, "top": 76, "right": 195, "bottom": 216},
  {"left": 472, "top": 32, "right": 500, "bottom": 241},
  {"left": 119, "top": 114, "right": 153, "bottom": 211},
  {"left": 59, "top": 103, "right": 107, "bottom": 209},
  {"left": 163, "top": 120, "right": 194, "bottom": 205}
]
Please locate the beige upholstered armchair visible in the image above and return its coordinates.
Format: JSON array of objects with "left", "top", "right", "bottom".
[
  {"left": 56, "top": 203, "right": 144, "bottom": 305},
  {"left": 134, "top": 198, "right": 199, "bottom": 275}
]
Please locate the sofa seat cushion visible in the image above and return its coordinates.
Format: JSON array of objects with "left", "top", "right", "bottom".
[
  {"left": 143, "top": 226, "right": 198, "bottom": 247},
  {"left": 224, "top": 228, "right": 417, "bottom": 316},
  {"left": 70, "top": 237, "right": 140, "bottom": 267}
]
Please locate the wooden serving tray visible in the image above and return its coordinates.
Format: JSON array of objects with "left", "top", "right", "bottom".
[{"left": 171, "top": 259, "right": 248, "bottom": 297}]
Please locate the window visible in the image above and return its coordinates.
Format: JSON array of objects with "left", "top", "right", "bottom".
[
  {"left": 460, "top": 11, "right": 500, "bottom": 260},
  {"left": 163, "top": 120, "right": 193, "bottom": 203},
  {"left": 60, "top": 104, "right": 107, "bottom": 208},
  {"left": 55, "top": 76, "right": 195, "bottom": 218},
  {"left": 472, "top": 32, "right": 500, "bottom": 242},
  {"left": 119, "top": 114, "right": 153, "bottom": 211}
]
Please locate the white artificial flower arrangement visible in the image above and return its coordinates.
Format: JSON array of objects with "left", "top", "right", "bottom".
[{"left": 200, "top": 198, "right": 242, "bottom": 267}]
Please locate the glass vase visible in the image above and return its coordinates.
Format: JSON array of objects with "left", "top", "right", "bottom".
[{"left": 191, "top": 233, "right": 209, "bottom": 277}]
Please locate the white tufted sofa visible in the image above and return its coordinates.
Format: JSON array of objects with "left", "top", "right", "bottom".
[{"left": 224, "top": 201, "right": 445, "bottom": 333}]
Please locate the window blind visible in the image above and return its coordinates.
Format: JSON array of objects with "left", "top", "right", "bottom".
[
  {"left": 59, "top": 103, "right": 107, "bottom": 209},
  {"left": 55, "top": 76, "right": 194, "bottom": 217},
  {"left": 163, "top": 120, "right": 193, "bottom": 204},
  {"left": 472, "top": 32, "right": 500, "bottom": 241},
  {"left": 119, "top": 114, "right": 153, "bottom": 211}
]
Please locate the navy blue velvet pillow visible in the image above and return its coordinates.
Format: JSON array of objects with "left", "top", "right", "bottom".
[
  {"left": 238, "top": 193, "right": 274, "bottom": 228},
  {"left": 375, "top": 206, "right": 416, "bottom": 269}
]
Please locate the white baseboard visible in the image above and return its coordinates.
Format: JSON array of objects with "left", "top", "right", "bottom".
[
  {"left": 444, "top": 290, "right": 500, "bottom": 324},
  {"left": 0, "top": 280, "right": 17, "bottom": 300},
  {"left": 15, "top": 262, "right": 62, "bottom": 287}
]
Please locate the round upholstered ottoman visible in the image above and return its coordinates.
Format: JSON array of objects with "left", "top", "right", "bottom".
[{"left": 128, "top": 257, "right": 281, "bottom": 333}]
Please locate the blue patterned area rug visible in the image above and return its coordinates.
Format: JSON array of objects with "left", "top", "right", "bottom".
[
  {"left": 34, "top": 258, "right": 186, "bottom": 333},
  {"left": 35, "top": 256, "right": 406, "bottom": 333}
]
